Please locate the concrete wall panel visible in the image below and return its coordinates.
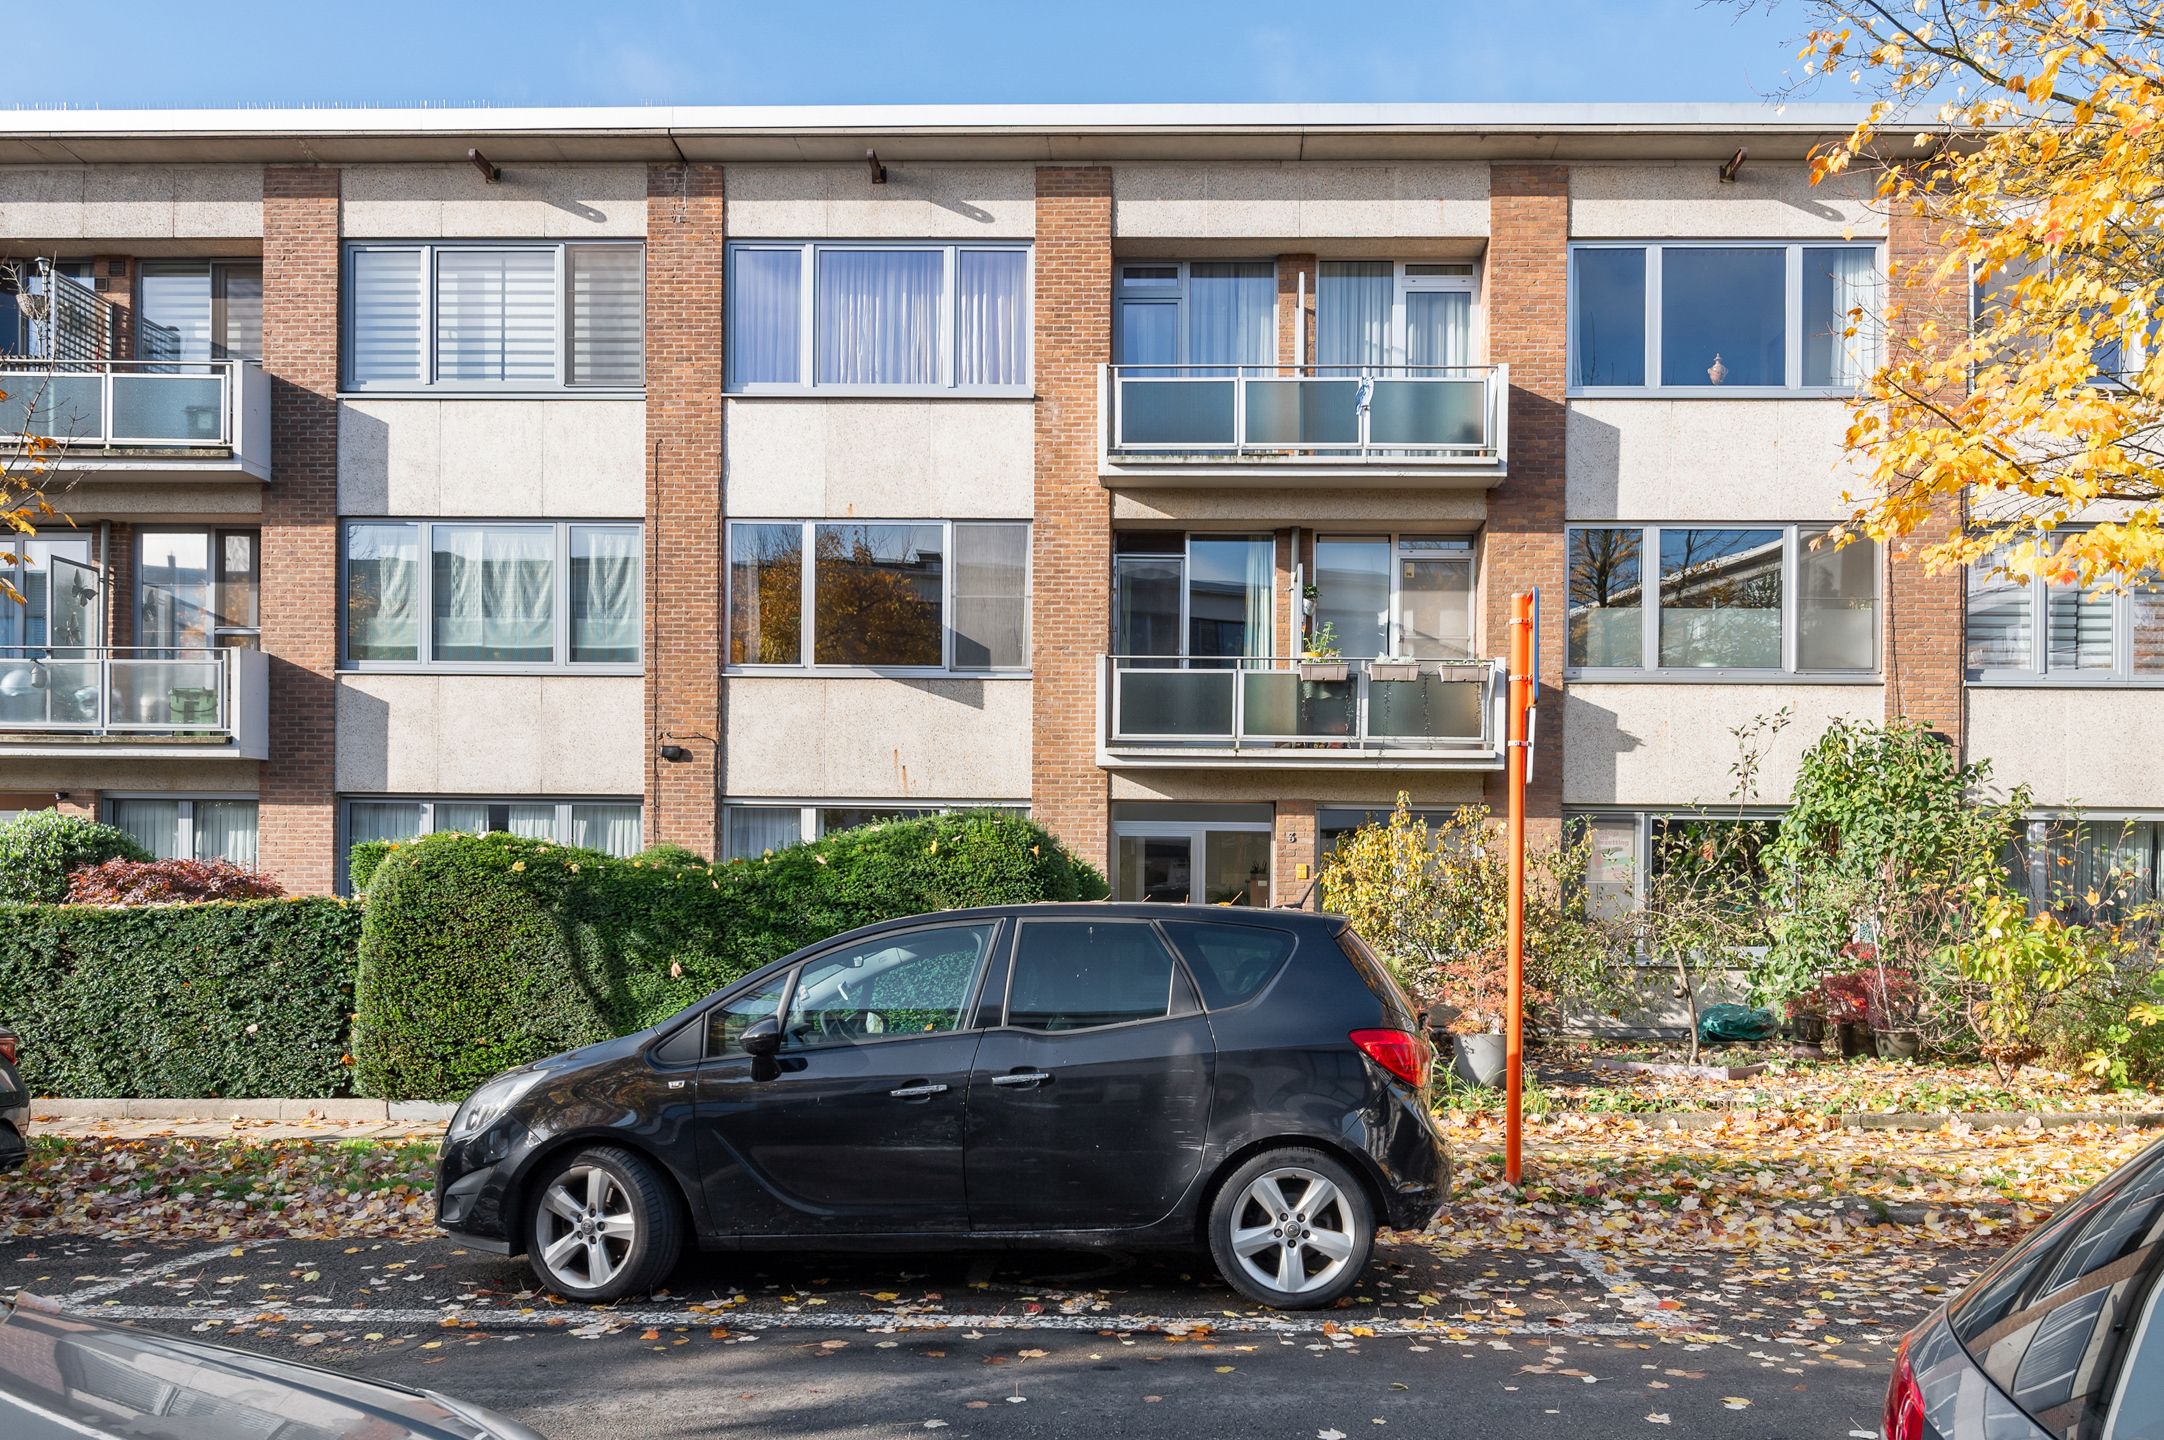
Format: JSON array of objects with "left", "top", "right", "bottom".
[
  {"left": 724, "top": 400, "right": 1034, "bottom": 518},
  {"left": 722, "top": 677, "right": 1031, "bottom": 799},
  {"left": 334, "top": 674, "right": 644, "bottom": 794},
  {"left": 338, "top": 399, "right": 644, "bottom": 516},
  {"left": 1563, "top": 682, "right": 1884, "bottom": 806}
]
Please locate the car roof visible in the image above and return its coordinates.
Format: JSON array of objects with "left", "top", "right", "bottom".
[{"left": 813, "top": 902, "right": 1346, "bottom": 951}]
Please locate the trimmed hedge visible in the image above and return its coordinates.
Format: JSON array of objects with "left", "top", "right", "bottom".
[
  {"left": 0, "top": 899, "right": 361, "bottom": 1098},
  {"left": 354, "top": 811, "right": 1107, "bottom": 1100},
  {"left": 0, "top": 812, "right": 153, "bottom": 903}
]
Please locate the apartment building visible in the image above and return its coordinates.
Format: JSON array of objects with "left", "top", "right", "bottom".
[{"left": 0, "top": 104, "right": 2142, "bottom": 915}]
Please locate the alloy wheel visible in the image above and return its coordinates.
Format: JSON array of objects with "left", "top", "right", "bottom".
[
  {"left": 1225, "top": 1166, "right": 1359, "bottom": 1296},
  {"left": 535, "top": 1164, "right": 637, "bottom": 1291}
]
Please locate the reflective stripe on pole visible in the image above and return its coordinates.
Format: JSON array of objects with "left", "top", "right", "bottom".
[{"left": 1505, "top": 590, "right": 1533, "bottom": 1189}]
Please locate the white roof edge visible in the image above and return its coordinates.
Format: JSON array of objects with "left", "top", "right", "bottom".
[{"left": 0, "top": 101, "right": 1871, "bottom": 138}]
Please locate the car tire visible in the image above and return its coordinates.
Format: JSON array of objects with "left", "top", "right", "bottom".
[
  {"left": 1207, "top": 1147, "right": 1374, "bottom": 1310},
  {"left": 523, "top": 1145, "right": 683, "bottom": 1303}
]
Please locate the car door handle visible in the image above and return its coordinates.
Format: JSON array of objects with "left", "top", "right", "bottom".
[
  {"left": 888, "top": 1083, "right": 949, "bottom": 1099},
  {"left": 991, "top": 1071, "right": 1052, "bottom": 1088}
]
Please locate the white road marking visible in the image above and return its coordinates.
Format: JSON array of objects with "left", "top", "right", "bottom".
[
  {"left": 58, "top": 1241, "right": 276, "bottom": 1305},
  {"left": 1563, "top": 1247, "right": 1696, "bottom": 1331}
]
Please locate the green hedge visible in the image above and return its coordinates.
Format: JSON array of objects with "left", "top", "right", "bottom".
[
  {"left": 0, "top": 812, "right": 153, "bottom": 904},
  {"left": 0, "top": 899, "right": 361, "bottom": 1097},
  {"left": 354, "top": 811, "right": 1107, "bottom": 1100}
]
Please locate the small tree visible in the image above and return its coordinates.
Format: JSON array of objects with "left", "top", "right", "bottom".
[
  {"left": 0, "top": 811, "right": 153, "bottom": 904},
  {"left": 1, "top": 259, "right": 63, "bottom": 612}
]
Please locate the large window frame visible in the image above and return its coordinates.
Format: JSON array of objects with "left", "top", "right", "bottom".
[
  {"left": 340, "top": 240, "right": 646, "bottom": 395},
  {"left": 1567, "top": 240, "right": 1884, "bottom": 397},
  {"left": 1568, "top": 807, "right": 1784, "bottom": 936},
  {"left": 722, "top": 801, "right": 1030, "bottom": 861},
  {"left": 1310, "top": 533, "right": 1477, "bottom": 660},
  {"left": 104, "top": 793, "right": 260, "bottom": 868},
  {"left": 338, "top": 518, "right": 643, "bottom": 674},
  {"left": 1565, "top": 522, "right": 1881, "bottom": 680},
  {"left": 1110, "top": 532, "right": 1277, "bottom": 665},
  {"left": 725, "top": 518, "right": 1031, "bottom": 676},
  {"left": 134, "top": 526, "right": 261, "bottom": 653},
  {"left": 1113, "top": 259, "right": 1278, "bottom": 370},
  {"left": 724, "top": 240, "right": 1034, "bottom": 396},
  {"left": 1967, "top": 548, "right": 2164, "bottom": 686},
  {"left": 339, "top": 795, "right": 643, "bottom": 890},
  {"left": 1315, "top": 260, "right": 1482, "bottom": 369}
]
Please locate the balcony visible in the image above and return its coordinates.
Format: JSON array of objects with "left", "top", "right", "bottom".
[
  {"left": 0, "top": 647, "right": 269, "bottom": 758},
  {"left": 1099, "top": 364, "right": 1508, "bottom": 487},
  {"left": 0, "top": 360, "right": 272, "bottom": 482},
  {"left": 1099, "top": 655, "right": 1505, "bottom": 769}
]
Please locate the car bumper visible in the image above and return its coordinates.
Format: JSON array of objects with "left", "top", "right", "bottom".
[
  {"left": 0, "top": 1116, "right": 27, "bottom": 1175},
  {"left": 435, "top": 1123, "right": 537, "bottom": 1253}
]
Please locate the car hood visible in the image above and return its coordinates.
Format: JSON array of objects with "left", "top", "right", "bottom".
[{"left": 0, "top": 1294, "right": 540, "bottom": 1439}]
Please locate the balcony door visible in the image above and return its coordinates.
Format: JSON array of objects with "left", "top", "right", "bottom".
[
  {"left": 1113, "top": 534, "right": 1274, "bottom": 667},
  {"left": 0, "top": 535, "right": 100, "bottom": 652},
  {"left": 1312, "top": 535, "right": 1474, "bottom": 660},
  {"left": 1316, "top": 262, "right": 1475, "bottom": 372},
  {"left": 136, "top": 529, "right": 260, "bottom": 654},
  {"left": 1112, "top": 810, "right": 1273, "bottom": 907},
  {"left": 137, "top": 262, "right": 263, "bottom": 364},
  {"left": 1114, "top": 262, "right": 1275, "bottom": 374}
]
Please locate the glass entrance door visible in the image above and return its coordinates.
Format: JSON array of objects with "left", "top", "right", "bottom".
[{"left": 1114, "top": 824, "right": 1272, "bottom": 906}]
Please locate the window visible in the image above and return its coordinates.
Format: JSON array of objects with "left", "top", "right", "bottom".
[
  {"left": 1317, "top": 261, "right": 1475, "bottom": 370},
  {"left": 1566, "top": 525, "right": 1878, "bottom": 675},
  {"left": 1115, "top": 260, "right": 1275, "bottom": 372},
  {"left": 781, "top": 924, "right": 995, "bottom": 1048},
  {"left": 341, "top": 521, "right": 640, "bottom": 670},
  {"left": 136, "top": 529, "right": 259, "bottom": 652},
  {"left": 727, "top": 520, "right": 1028, "bottom": 671},
  {"left": 1158, "top": 921, "right": 1294, "bottom": 1009},
  {"left": 2008, "top": 818, "right": 2164, "bottom": 925},
  {"left": 1111, "top": 802, "right": 1274, "bottom": 906},
  {"left": 138, "top": 261, "right": 262, "bottom": 363},
  {"left": 342, "top": 242, "right": 644, "bottom": 391},
  {"left": 1007, "top": 920, "right": 1182, "bottom": 1031},
  {"left": 1312, "top": 535, "right": 1475, "bottom": 659},
  {"left": 341, "top": 797, "right": 641, "bottom": 889},
  {"left": 1317, "top": 805, "right": 1455, "bottom": 857},
  {"left": 108, "top": 797, "right": 258, "bottom": 868},
  {"left": 1569, "top": 242, "right": 1881, "bottom": 392},
  {"left": 727, "top": 242, "right": 1030, "bottom": 392},
  {"left": 721, "top": 803, "right": 1028, "bottom": 861},
  {"left": 0, "top": 533, "right": 100, "bottom": 650},
  {"left": 1112, "top": 533, "right": 1274, "bottom": 664},
  {"left": 1968, "top": 546, "right": 2164, "bottom": 683},
  {"left": 1567, "top": 810, "right": 1781, "bottom": 925}
]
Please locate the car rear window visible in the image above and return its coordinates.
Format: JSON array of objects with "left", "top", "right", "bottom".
[
  {"left": 1158, "top": 921, "right": 1294, "bottom": 1009},
  {"left": 1333, "top": 928, "right": 1420, "bottom": 1029},
  {"left": 1950, "top": 1136, "right": 2164, "bottom": 1439},
  {"left": 1007, "top": 921, "right": 1180, "bottom": 1032}
]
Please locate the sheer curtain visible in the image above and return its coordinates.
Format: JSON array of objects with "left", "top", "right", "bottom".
[
  {"left": 432, "top": 526, "right": 554, "bottom": 663},
  {"left": 193, "top": 800, "right": 258, "bottom": 867},
  {"left": 1242, "top": 538, "right": 1273, "bottom": 662},
  {"left": 956, "top": 250, "right": 1028, "bottom": 387},
  {"left": 1186, "top": 263, "right": 1275, "bottom": 373},
  {"left": 432, "top": 802, "right": 490, "bottom": 835},
  {"left": 1318, "top": 262, "right": 1393, "bottom": 370},
  {"left": 507, "top": 804, "right": 556, "bottom": 839},
  {"left": 347, "top": 524, "right": 419, "bottom": 661},
  {"left": 570, "top": 526, "right": 641, "bottom": 664},
  {"left": 1806, "top": 246, "right": 1882, "bottom": 386},
  {"left": 729, "top": 248, "right": 803, "bottom": 386},
  {"left": 817, "top": 250, "right": 942, "bottom": 385},
  {"left": 1406, "top": 291, "right": 1472, "bottom": 367},
  {"left": 726, "top": 806, "right": 802, "bottom": 860},
  {"left": 570, "top": 803, "right": 642, "bottom": 857},
  {"left": 111, "top": 800, "right": 183, "bottom": 859}
]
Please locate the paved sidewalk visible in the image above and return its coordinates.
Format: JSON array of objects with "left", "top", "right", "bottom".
[{"left": 28, "top": 1113, "right": 445, "bottom": 1142}]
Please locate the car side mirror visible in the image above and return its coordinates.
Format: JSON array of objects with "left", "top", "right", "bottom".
[{"left": 740, "top": 1016, "right": 782, "bottom": 1058}]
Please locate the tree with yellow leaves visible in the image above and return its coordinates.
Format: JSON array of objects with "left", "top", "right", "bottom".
[
  {"left": 1791, "top": 0, "right": 2163, "bottom": 586},
  {"left": 0, "top": 261, "right": 61, "bottom": 610}
]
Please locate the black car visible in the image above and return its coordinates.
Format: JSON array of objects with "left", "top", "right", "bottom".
[
  {"left": 1886, "top": 1131, "right": 2164, "bottom": 1440},
  {"left": 0, "top": 1025, "right": 26, "bottom": 1174},
  {"left": 436, "top": 903, "right": 1448, "bottom": 1309},
  {"left": 0, "top": 1291, "right": 541, "bottom": 1439}
]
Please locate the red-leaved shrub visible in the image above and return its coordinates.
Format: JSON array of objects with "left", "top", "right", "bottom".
[{"left": 65, "top": 857, "right": 287, "bottom": 906}]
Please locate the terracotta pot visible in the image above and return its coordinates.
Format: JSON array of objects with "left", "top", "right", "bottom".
[{"left": 1453, "top": 1033, "right": 1509, "bottom": 1089}]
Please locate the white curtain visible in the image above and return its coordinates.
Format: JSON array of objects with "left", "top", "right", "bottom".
[
  {"left": 1406, "top": 291, "right": 1472, "bottom": 368},
  {"left": 112, "top": 800, "right": 183, "bottom": 860},
  {"left": 432, "top": 526, "right": 554, "bottom": 663},
  {"left": 817, "top": 249, "right": 942, "bottom": 385},
  {"left": 1808, "top": 246, "right": 1881, "bottom": 386},
  {"left": 507, "top": 803, "right": 556, "bottom": 839},
  {"left": 348, "top": 249, "right": 425, "bottom": 385},
  {"left": 194, "top": 800, "right": 258, "bottom": 867},
  {"left": 726, "top": 806, "right": 802, "bottom": 860},
  {"left": 951, "top": 522, "right": 1029, "bottom": 669},
  {"left": 436, "top": 249, "right": 557, "bottom": 384},
  {"left": 1242, "top": 537, "right": 1273, "bottom": 662},
  {"left": 1117, "top": 300, "right": 1180, "bottom": 366},
  {"left": 956, "top": 250, "right": 1028, "bottom": 387},
  {"left": 1318, "top": 262, "right": 1392, "bottom": 370},
  {"left": 137, "top": 266, "right": 214, "bottom": 365},
  {"left": 730, "top": 248, "right": 802, "bottom": 385},
  {"left": 570, "top": 525, "right": 641, "bottom": 664},
  {"left": 347, "top": 523, "right": 419, "bottom": 662},
  {"left": 570, "top": 803, "right": 642, "bottom": 857},
  {"left": 1186, "top": 263, "right": 1275, "bottom": 373},
  {"left": 432, "top": 802, "right": 491, "bottom": 835},
  {"left": 348, "top": 801, "right": 424, "bottom": 846}
]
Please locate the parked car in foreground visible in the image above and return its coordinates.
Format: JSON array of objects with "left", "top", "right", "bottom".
[
  {"left": 0, "top": 1291, "right": 541, "bottom": 1439},
  {"left": 0, "top": 1025, "right": 26, "bottom": 1174},
  {"left": 436, "top": 903, "right": 1448, "bottom": 1309},
  {"left": 1885, "top": 1131, "right": 2164, "bottom": 1440}
]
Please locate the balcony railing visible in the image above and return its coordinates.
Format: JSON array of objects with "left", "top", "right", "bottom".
[
  {"left": 1102, "top": 363, "right": 1508, "bottom": 471},
  {"left": 1101, "top": 655, "right": 1505, "bottom": 768},
  {"left": 0, "top": 359, "right": 271, "bottom": 479},
  {"left": 0, "top": 646, "right": 267, "bottom": 756}
]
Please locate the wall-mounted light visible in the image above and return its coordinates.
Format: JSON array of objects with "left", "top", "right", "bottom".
[
  {"left": 657, "top": 744, "right": 691, "bottom": 763},
  {"left": 866, "top": 147, "right": 887, "bottom": 185},
  {"left": 468, "top": 147, "right": 501, "bottom": 184},
  {"left": 1718, "top": 146, "right": 1748, "bottom": 184}
]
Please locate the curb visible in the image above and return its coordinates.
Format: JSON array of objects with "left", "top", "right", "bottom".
[
  {"left": 1517, "top": 1108, "right": 2164, "bottom": 1131},
  {"left": 29, "top": 1098, "right": 455, "bottom": 1126}
]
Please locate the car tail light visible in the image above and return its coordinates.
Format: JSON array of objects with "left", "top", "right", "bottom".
[
  {"left": 0, "top": 1033, "right": 15, "bottom": 1066},
  {"left": 1884, "top": 1336, "right": 1926, "bottom": 1440},
  {"left": 1351, "top": 1029, "right": 1430, "bottom": 1088}
]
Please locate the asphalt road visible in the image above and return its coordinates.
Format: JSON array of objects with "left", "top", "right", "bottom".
[{"left": 1, "top": 1232, "right": 1971, "bottom": 1438}]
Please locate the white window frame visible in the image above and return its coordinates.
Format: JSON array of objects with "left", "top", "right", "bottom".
[
  {"left": 1312, "top": 260, "right": 1482, "bottom": 369},
  {"left": 1564, "top": 522, "right": 1881, "bottom": 681},
  {"left": 338, "top": 795, "right": 644, "bottom": 890},
  {"left": 340, "top": 240, "right": 645, "bottom": 395},
  {"left": 103, "top": 793, "right": 259, "bottom": 864},
  {"left": 725, "top": 518, "right": 1032, "bottom": 676},
  {"left": 724, "top": 240, "right": 1034, "bottom": 396},
  {"left": 1112, "top": 259, "right": 1279, "bottom": 368},
  {"left": 1110, "top": 532, "right": 1277, "bottom": 663},
  {"left": 1967, "top": 548, "right": 2164, "bottom": 686},
  {"left": 1566, "top": 240, "right": 1884, "bottom": 397},
  {"left": 1310, "top": 533, "right": 1477, "bottom": 659},
  {"left": 722, "top": 800, "right": 1030, "bottom": 860},
  {"left": 337, "top": 518, "right": 643, "bottom": 674}
]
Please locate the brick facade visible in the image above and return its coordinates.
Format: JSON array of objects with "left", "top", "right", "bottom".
[
  {"left": 1276, "top": 253, "right": 1317, "bottom": 368},
  {"left": 643, "top": 163, "right": 727, "bottom": 853},
  {"left": 255, "top": 165, "right": 342, "bottom": 894},
  {"left": 1029, "top": 166, "right": 1117, "bottom": 875},
  {"left": 1482, "top": 164, "right": 1571, "bottom": 834}
]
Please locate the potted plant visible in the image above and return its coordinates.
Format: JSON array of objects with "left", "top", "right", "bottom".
[
  {"left": 1438, "top": 950, "right": 1552, "bottom": 1089},
  {"left": 1298, "top": 622, "right": 1347, "bottom": 682},
  {"left": 1368, "top": 653, "right": 1420, "bottom": 683},
  {"left": 1820, "top": 968, "right": 1877, "bottom": 1059},
  {"left": 1783, "top": 990, "right": 1828, "bottom": 1048}
]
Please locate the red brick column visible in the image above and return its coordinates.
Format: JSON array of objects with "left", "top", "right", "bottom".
[
  {"left": 1276, "top": 253, "right": 1317, "bottom": 368},
  {"left": 1883, "top": 190, "right": 1967, "bottom": 747},
  {"left": 1483, "top": 164, "right": 1570, "bottom": 836},
  {"left": 1031, "top": 166, "right": 1115, "bottom": 873},
  {"left": 644, "top": 163, "right": 726, "bottom": 854},
  {"left": 1274, "top": 797, "right": 1320, "bottom": 910},
  {"left": 257, "top": 165, "right": 342, "bottom": 893}
]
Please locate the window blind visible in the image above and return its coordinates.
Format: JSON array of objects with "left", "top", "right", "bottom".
[
  {"left": 349, "top": 249, "right": 426, "bottom": 385},
  {"left": 568, "top": 246, "right": 645, "bottom": 386},
  {"left": 435, "top": 249, "right": 557, "bottom": 384}
]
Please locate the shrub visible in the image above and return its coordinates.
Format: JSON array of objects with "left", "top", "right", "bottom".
[
  {"left": 0, "top": 899, "right": 360, "bottom": 1097},
  {"left": 636, "top": 843, "right": 708, "bottom": 869},
  {"left": 0, "top": 812, "right": 153, "bottom": 904},
  {"left": 346, "top": 840, "right": 394, "bottom": 894},
  {"left": 66, "top": 858, "right": 286, "bottom": 906},
  {"left": 353, "top": 811, "right": 1107, "bottom": 1101}
]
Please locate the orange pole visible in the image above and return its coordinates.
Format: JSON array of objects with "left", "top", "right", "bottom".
[{"left": 1505, "top": 591, "right": 1532, "bottom": 1188}]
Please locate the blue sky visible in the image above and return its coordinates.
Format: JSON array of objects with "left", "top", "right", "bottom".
[{"left": 17, "top": 1, "right": 1824, "bottom": 110}]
